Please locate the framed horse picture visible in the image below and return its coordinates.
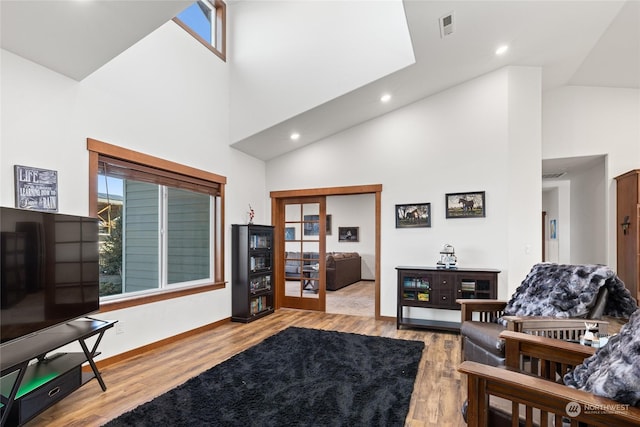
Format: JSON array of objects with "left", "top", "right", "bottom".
[
  {"left": 445, "top": 191, "right": 485, "bottom": 218},
  {"left": 395, "top": 203, "right": 431, "bottom": 228}
]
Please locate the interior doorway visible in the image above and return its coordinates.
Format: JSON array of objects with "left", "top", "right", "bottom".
[
  {"left": 324, "top": 194, "right": 376, "bottom": 317},
  {"left": 542, "top": 155, "right": 607, "bottom": 265},
  {"left": 271, "top": 184, "right": 382, "bottom": 319}
]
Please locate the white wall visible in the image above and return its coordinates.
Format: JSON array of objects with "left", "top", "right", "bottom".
[
  {"left": 0, "top": 22, "right": 265, "bottom": 359},
  {"left": 266, "top": 66, "right": 542, "bottom": 321},
  {"left": 569, "top": 158, "right": 607, "bottom": 264},
  {"left": 228, "top": 0, "right": 414, "bottom": 143},
  {"left": 326, "top": 194, "right": 375, "bottom": 280},
  {"left": 542, "top": 86, "right": 640, "bottom": 267},
  {"left": 506, "top": 67, "right": 543, "bottom": 294}
]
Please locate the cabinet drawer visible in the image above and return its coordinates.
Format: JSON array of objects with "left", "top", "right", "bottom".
[
  {"left": 9, "top": 365, "right": 81, "bottom": 425},
  {"left": 432, "top": 289, "right": 454, "bottom": 307},
  {"left": 432, "top": 275, "right": 453, "bottom": 289}
]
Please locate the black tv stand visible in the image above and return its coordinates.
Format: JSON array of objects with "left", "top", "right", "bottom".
[{"left": 0, "top": 318, "right": 116, "bottom": 426}]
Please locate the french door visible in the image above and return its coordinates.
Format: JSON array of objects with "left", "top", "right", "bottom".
[{"left": 276, "top": 197, "right": 326, "bottom": 311}]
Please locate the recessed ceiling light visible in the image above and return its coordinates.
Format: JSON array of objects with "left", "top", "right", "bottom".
[
  {"left": 380, "top": 94, "right": 391, "bottom": 103},
  {"left": 290, "top": 133, "right": 300, "bottom": 141},
  {"left": 495, "top": 45, "right": 509, "bottom": 56}
]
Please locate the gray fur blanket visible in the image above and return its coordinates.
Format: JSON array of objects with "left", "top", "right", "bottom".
[
  {"left": 564, "top": 308, "right": 640, "bottom": 406},
  {"left": 502, "top": 263, "right": 637, "bottom": 319}
]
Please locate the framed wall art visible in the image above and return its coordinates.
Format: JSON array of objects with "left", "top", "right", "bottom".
[
  {"left": 303, "top": 214, "right": 332, "bottom": 236},
  {"left": 445, "top": 191, "right": 485, "bottom": 218},
  {"left": 14, "top": 165, "right": 58, "bottom": 212},
  {"left": 395, "top": 203, "right": 431, "bottom": 228},
  {"left": 338, "top": 227, "right": 359, "bottom": 242},
  {"left": 285, "top": 227, "right": 296, "bottom": 241},
  {"left": 303, "top": 214, "right": 320, "bottom": 236}
]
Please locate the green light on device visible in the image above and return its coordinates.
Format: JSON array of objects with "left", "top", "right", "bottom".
[{"left": 17, "top": 373, "right": 59, "bottom": 398}]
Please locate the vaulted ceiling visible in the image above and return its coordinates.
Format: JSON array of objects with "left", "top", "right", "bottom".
[{"left": 2, "top": 0, "right": 638, "bottom": 162}]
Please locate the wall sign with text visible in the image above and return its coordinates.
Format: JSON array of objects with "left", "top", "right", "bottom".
[{"left": 14, "top": 165, "right": 58, "bottom": 212}]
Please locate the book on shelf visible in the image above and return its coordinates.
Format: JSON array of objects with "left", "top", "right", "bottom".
[
  {"left": 403, "top": 277, "right": 430, "bottom": 289},
  {"left": 250, "top": 234, "right": 271, "bottom": 250},
  {"left": 250, "top": 276, "right": 269, "bottom": 293},
  {"left": 417, "top": 292, "right": 430, "bottom": 301},
  {"left": 250, "top": 256, "right": 268, "bottom": 271},
  {"left": 403, "top": 292, "right": 416, "bottom": 300},
  {"left": 461, "top": 281, "right": 476, "bottom": 291},
  {"left": 250, "top": 295, "right": 270, "bottom": 315}
]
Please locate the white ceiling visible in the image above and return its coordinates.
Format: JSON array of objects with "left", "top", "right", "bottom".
[
  {"left": 1, "top": 0, "right": 639, "bottom": 162},
  {"left": 0, "top": 0, "right": 193, "bottom": 80},
  {"left": 542, "top": 155, "right": 605, "bottom": 182},
  {"left": 231, "top": 0, "right": 640, "bottom": 160}
]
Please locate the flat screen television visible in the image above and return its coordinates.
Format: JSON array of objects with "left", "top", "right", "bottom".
[{"left": 0, "top": 206, "right": 100, "bottom": 344}]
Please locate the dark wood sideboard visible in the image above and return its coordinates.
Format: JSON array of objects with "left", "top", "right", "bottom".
[{"left": 396, "top": 266, "right": 499, "bottom": 332}]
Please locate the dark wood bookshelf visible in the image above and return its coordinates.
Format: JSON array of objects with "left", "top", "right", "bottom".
[{"left": 231, "top": 224, "right": 275, "bottom": 322}]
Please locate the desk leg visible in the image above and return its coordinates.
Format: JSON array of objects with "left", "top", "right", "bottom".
[
  {"left": 1, "top": 361, "right": 28, "bottom": 427},
  {"left": 78, "top": 337, "right": 107, "bottom": 392}
]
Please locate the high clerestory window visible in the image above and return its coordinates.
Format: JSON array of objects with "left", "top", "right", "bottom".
[{"left": 174, "top": 0, "right": 226, "bottom": 61}]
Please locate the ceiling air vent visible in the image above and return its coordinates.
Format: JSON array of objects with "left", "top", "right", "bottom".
[
  {"left": 439, "top": 12, "right": 454, "bottom": 38},
  {"left": 542, "top": 172, "right": 567, "bottom": 180}
]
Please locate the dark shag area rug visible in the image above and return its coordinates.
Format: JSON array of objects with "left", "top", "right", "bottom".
[{"left": 103, "top": 327, "right": 425, "bottom": 427}]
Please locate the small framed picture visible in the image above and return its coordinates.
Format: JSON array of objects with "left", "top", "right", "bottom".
[
  {"left": 446, "top": 191, "right": 485, "bottom": 218},
  {"left": 14, "top": 165, "right": 58, "bottom": 212},
  {"left": 303, "top": 215, "right": 320, "bottom": 235},
  {"left": 395, "top": 203, "right": 431, "bottom": 228},
  {"left": 338, "top": 227, "right": 359, "bottom": 242},
  {"left": 285, "top": 227, "right": 295, "bottom": 241}
]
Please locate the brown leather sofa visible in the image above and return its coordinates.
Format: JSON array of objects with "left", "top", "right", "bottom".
[
  {"left": 284, "top": 252, "right": 361, "bottom": 291},
  {"left": 326, "top": 252, "right": 361, "bottom": 291}
]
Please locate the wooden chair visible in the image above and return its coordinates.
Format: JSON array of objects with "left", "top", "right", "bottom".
[
  {"left": 458, "top": 330, "right": 640, "bottom": 427},
  {"left": 457, "top": 298, "right": 609, "bottom": 365}
]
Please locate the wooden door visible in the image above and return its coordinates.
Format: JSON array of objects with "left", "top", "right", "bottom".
[
  {"left": 276, "top": 197, "right": 326, "bottom": 311},
  {"left": 615, "top": 170, "right": 640, "bottom": 301}
]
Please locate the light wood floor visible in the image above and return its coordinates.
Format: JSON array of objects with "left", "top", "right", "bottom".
[
  {"left": 326, "top": 280, "right": 375, "bottom": 317},
  {"left": 26, "top": 309, "right": 466, "bottom": 427}
]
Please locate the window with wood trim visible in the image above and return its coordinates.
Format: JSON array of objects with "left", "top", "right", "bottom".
[
  {"left": 174, "top": 0, "right": 226, "bottom": 61},
  {"left": 88, "top": 139, "right": 226, "bottom": 305}
]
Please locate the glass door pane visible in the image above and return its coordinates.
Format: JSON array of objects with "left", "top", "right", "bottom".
[{"left": 281, "top": 198, "right": 325, "bottom": 310}]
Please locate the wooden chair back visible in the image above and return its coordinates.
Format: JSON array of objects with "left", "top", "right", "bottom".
[{"left": 459, "top": 331, "right": 640, "bottom": 427}]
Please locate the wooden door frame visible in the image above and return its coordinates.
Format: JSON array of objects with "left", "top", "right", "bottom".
[
  {"left": 271, "top": 184, "right": 383, "bottom": 319},
  {"left": 542, "top": 211, "right": 547, "bottom": 261}
]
